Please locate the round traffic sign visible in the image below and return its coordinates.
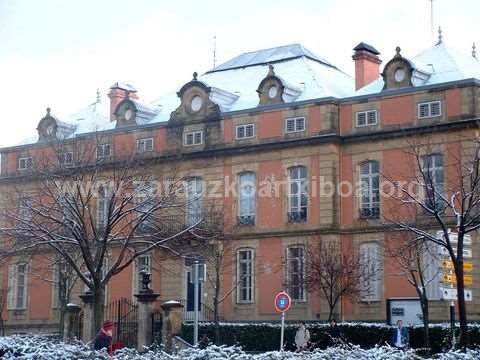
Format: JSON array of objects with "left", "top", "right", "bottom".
[{"left": 274, "top": 291, "right": 292, "bottom": 313}]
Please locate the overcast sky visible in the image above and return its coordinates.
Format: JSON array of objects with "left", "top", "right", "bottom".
[{"left": 0, "top": 0, "right": 479, "bottom": 147}]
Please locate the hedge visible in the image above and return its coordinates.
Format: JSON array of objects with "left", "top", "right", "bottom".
[{"left": 181, "top": 322, "right": 480, "bottom": 353}]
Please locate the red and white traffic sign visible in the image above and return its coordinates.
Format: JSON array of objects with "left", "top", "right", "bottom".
[{"left": 274, "top": 291, "right": 292, "bottom": 313}]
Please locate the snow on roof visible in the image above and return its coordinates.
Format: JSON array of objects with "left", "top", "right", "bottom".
[
  {"left": 208, "top": 43, "right": 336, "bottom": 72},
  {"left": 356, "top": 42, "right": 480, "bottom": 95},
  {"left": 150, "top": 51, "right": 354, "bottom": 122}
]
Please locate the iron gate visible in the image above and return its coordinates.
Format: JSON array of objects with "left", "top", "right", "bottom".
[
  {"left": 151, "top": 310, "right": 163, "bottom": 344},
  {"left": 105, "top": 298, "right": 138, "bottom": 348}
]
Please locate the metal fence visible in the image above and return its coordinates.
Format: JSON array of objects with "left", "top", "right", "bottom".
[{"left": 105, "top": 298, "right": 138, "bottom": 348}]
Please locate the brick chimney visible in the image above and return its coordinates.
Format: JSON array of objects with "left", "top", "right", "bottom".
[
  {"left": 107, "top": 82, "right": 139, "bottom": 121},
  {"left": 352, "top": 43, "right": 382, "bottom": 90}
]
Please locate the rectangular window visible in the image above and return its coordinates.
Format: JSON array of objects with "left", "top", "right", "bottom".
[
  {"left": 136, "top": 138, "right": 154, "bottom": 153},
  {"left": 287, "top": 247, "right": 305, "bottom": 301},
  {"left": 285, "top": 117, "right": 306, "bottom": 133},
  {"left": 237, "top": 249, "right": 254, "bottom": 303},
  {"left": 8, "top": 263, "right": 28, "bottom": 310},
  {"left": 184, "top": 131, "right": 203, "bottom": 146},
  {"left": 135, "top": 254, "right": 151, "bottom": 293},
  {"left": 137, "top": 182, "right": 155, "bottom": 232},
  {"left": 59, "top": 152, "right": 74, "bottom": 166},
  {"left": 360, "top": 243, "right": 381, "bottom": 301},
  {"left": 238, "top": 172, "right": 256, "bottom": 225},
  {"left": 359, "top": 161, "right": 380, "bottom": 218},
  {"left": 422, "top": 154, "right": 444, "bottom": 211},
  {"left": 18, "top": 157, "right": 33, "bottom": 170},
  {"left": 356, "top": 110, "right": 378, "bottom": 127},
  {"left": 186, "top": 177, "right": 203, "bottom": 226},
  {"left": 97, "top": 187, "right": 109, "bottom": 231},
  {"left": 52, "top": 262, "right": 72, "bottom": 309},
  {"left": 423, "top": 245, "right": 442, "bottom": 300},
  {"left": 288, "top": 166, "right": 308, "bottom": 223},
  {"left": 96, "top": 144, "right": 111, "bottom": 160},
  {"left": 236, "top": 124, "right": 255, "bottom": 139},
  {"left": 418, "top": 101, "right": 442, "bottom": 119},
  {"left": 18, "top": 196, "right": 32, "bottom": 223}
]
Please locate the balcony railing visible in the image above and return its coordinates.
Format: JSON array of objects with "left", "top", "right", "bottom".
[
  {"left": 237, "top": 215, "right": 255, "bottom": 226},
  {"left": 359, "top": 207, "right": 380, "bottom": 218},
  {"left": 287, "top": 210, "right": 307, "bottom": 223}
]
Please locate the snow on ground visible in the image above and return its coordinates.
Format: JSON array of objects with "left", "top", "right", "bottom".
[{"left": 0, "top": 335, "right": 479, "bottom": 359}]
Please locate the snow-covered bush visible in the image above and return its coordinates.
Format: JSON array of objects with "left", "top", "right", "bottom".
[{"left": 0, "top": 335, "right": 479, "bottom": 359}]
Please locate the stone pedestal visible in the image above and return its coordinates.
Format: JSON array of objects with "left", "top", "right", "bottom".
[
  {"left": 161, "top": 300, "right": 184, "bottom": 353},
  {"left": 63, "top": 303, "right": 81, "bottom": 342},
  {"left": 79, "top": 292, "right": 94, "bottom": 342},
  {"left": 134, "top": 290, "right": 160, "bottom": 352}
]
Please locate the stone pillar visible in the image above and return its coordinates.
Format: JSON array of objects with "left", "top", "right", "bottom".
[
  {"left": 79, "top": 292, "right": 94, "bottom": 342},
  {"left": 134, "top": 291, "right": 160, "bottom": 352},
  {"left": 161, "top": 300, "right": 184, "bottom": 353},
  {"left": 63, "top": 303, "right": 81, "bottom": 342}
]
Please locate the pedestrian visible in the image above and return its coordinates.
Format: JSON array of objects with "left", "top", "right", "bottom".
[
  {"left": 295, "top": 321, "right": 310, "bottom": 352},
  {"left": 391, "top": 319, "right": 409, "bottom": 349},
  {"left": 326, "top": 319, "right": 342, "bottom": 346},
  {"left": 199, "top": 333, "right": 210, "bottom": 349},
  {"left": 94, "top": 320, "right": 114, "bottom": 356}
]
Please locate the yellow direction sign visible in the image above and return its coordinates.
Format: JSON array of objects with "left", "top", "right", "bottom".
[
  {"left": 441, "top": 260, "right": 474, "bottom": 273},
  {"left": 442, "top": 273, "right": 473, "bottom": 286}
]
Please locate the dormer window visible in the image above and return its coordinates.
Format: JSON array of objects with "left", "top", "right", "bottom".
[
  {"left": 18, "top": 157, "right": 33, "bottom": 170},
  {"left": 418, "top": 101, "right": 442, "bottom": 119},
  {"left": 356, "top": 110, "right": 378, "bottom": 127},
  {"left": 184, "top": 131, "right": 203, "bottom": 146},
  {"left": 190, "top": 96, "right": 203, "bottom": 112},
  {"left": 137, "top": 138, "right": 154, "bottom": 153}
]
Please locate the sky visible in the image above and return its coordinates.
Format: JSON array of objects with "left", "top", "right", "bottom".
[{"left": 0, "top": 0, "right": 479, "bottom": 147}]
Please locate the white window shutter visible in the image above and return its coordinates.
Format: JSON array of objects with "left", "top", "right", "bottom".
[
  {"left": 7, "top": 264, "right": 16, "bottom": 310},
  {"left": 21, "top": 264, "right": 29, "bottom": 309}
]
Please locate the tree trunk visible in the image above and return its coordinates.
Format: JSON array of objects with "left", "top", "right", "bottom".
[
  {"left": 420, "top": 293, "right": 430, "bottom": 351},
  {"left": 327, "top": 305, "right": 334, "bottom": 322},
  {"left": 213, "top": 269, "right": 221, "bottom": 345},
  {"left": 92, "top": 285, "right": 106, "bottom": 339},
  {"left": 456, "top": 277, "right": 468, "bottom": 348}
]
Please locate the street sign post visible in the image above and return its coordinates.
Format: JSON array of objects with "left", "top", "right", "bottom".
[
  {"left": 442, "top": 273, "right": 473, "bottom": 286},
  {"left": 441, "top": 287, "right": 473, "bottom": 301},
  {"left": 274, "top": 291, "right": 292, "bottom": 351}
]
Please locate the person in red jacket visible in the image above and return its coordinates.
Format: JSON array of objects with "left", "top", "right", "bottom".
[{"left": 94, "top": 320, "right": 114, "bottom": 356}]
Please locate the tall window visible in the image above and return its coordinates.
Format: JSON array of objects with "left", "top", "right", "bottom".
[
  {"left": 8, "top": 263, "right": 28, "bottom": 310},
  {"left": 186, "top": 177, "right": 203, "bottom": 226},
  {"left": 360, "top": 243, "right": 381, "bottom": 301},
  {"left": 238, "top": 172, "right": 256, "bottom": 225},
  {"left": 137, "top": 182, "right": 155, "bottom": 232},
  {"left": 237, "top": 249, "right": 254, "bottom": 303},
  {"left": 288, "top": 166, "right": 308, "bottom": 223},
  {"left": 134, "top": 254, "right": 152, "bottom": 293},
  {"left": 359, "top": 161, "right": 380, "bottom": 218},
  {"left": 286, "top": 246, "right": 305, "bottom": 301},
  {"left": 97, "top": 186, "right": 109, "bottom": 231},
  {"left": 422, "top": 154, "right": 444, "bottom": 211},
  {"left": 423, "top": 245, "right": 442, "bottom": 300},
  {"left": 18, "top": 196, "right": 32, "bottom": 223}
]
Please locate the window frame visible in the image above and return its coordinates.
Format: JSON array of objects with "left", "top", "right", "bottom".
[
  {"left": 286, "top": 246, "right": 306, "bottom": 302},
  {"left": 59, "top": 151, "right": 74, "bottom": 167},
  {"left": 96, "top": 143, "right": 111, "bottom": 160},
  {"left": 359, "top": 242, "right": 381, "bottom": 302},
  {"left": 284, "top": 117, "right": 306, "bottom": 134},
  {"left": 136, "top": 138, "right": 154, "bottom": 153},
  {"left": 355, "top": 110, "right": 378, "bottom": 127},
  {"left": 236, "top": 248, "right": 255, "bottom": 304},
  {"left": 235, "top": 124, "right": 256, "bottom": 140},
  {"left": 184, "top": 131, "right": 204, "bottom": 146},
  {"left": 359, "top": 161, "right": 380, "bottom": 218},
  {"left": 134, "top": 254, "right": 152, "bottom": 293},
  {"left": 421, "top": 153, "right": 445, "bottom": 211},
  {"left": 8, "top": 262, "right": 29, "bottom": 310},
  {"left": 18, "top": 157, "right": 33, "bottom": 170},
  {"left": 238, "top": 172, "right": 256, "bottom": 226},
  {"left": 417, "top": 100, "right": 442, "bottom": 119},
  {"left": 287, "top": 166, "right": 308, "bottom": 223},
  {"left": 186, "top": 177, "right": 203, "bottom": 226}
]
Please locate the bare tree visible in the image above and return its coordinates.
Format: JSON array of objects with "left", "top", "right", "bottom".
[
  {"left": 386, "top": 137, "right": 480, "bottom": 347},
  {"left": 0, "top": 138, "right": 210, "bottom": 338},
  {"left": 304, "top": 240, "right": 380, "bottom": 322}
]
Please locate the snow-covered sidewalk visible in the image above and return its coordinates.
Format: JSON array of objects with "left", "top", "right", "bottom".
[{"left": 0, "top": 335, "right": 479, "bottom": 359}]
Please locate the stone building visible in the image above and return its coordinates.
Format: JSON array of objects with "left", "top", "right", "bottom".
[{"left": 1, "top": 36, "right": 480, "bottom": 335}]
